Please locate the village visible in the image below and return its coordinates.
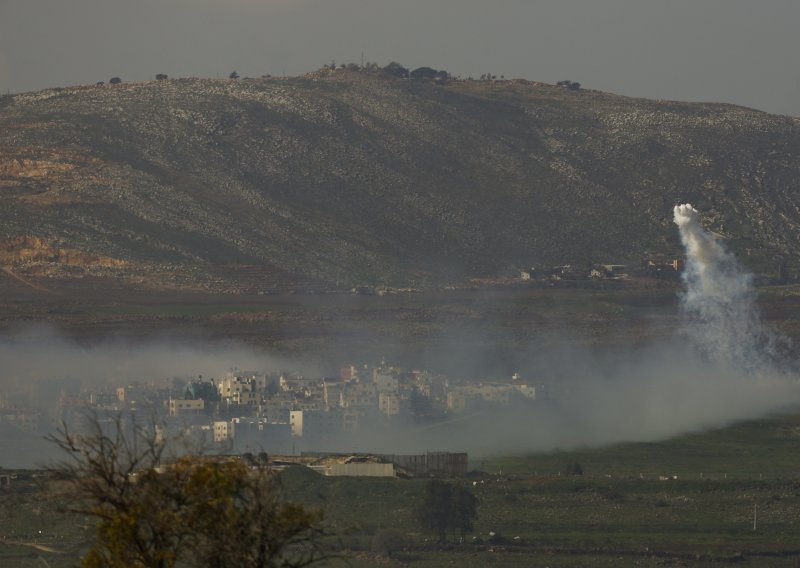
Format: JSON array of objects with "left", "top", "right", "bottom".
[{"left": 0, "top": 360, "right": 538, "bottom": 476}]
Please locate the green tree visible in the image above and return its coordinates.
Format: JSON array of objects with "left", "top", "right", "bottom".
[
  {"left": 409, "top": 67, "right": 438, "bottom": 81},
  {"left": 416, "top": 480, "right": 452, "bottom": 543},
  {"left": 382, "top": 61, "right": 409, "bottom": 78},
  {"left": 415, "top": 480, "right": 478, "bottom": 543},
  {"left": 451, "top": 484, "right": 478, "bottom": 540},
  {"left": 47, "top": 412, "right": 327, "bottom": 567},
  {"left": 179, "top": 459, "right": 325, "bottom": 568}
]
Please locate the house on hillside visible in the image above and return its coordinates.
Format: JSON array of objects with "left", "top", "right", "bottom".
[{"left": 641, "top": 258, "right": 683, "bottom": 279}]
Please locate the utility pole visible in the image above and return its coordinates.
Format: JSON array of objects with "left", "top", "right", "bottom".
[{"left": 753, "top": 503, "right": 758, "bottom": 532}]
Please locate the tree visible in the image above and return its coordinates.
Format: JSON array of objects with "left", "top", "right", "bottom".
[
  {"left": 155, "top": 74, "right": 168, "bottom": 81},
  {"left": 229, "top": 71, "right": 240, "bottom": 80},
  {"left": 109, "top": 77, "right": 122, "bottom": 85},
  {"left": 415, "top": 480, "right": 478, "bottom": 543},
  {"left": 409, "top": 67, "right": 439, "bottom": 81},
  {"left": 46, "top": 413, "right": 182, "bottom": 567},
  {"left": 416, "top": 480, "right": 451, "bottom": 543},
  {"left": 450, "top": 485, "right": 478, "bottom": 540},
  {"left": 179, "top": 460, "right": 326, "bottom": 568},
  {"left": 46, "top": 412, "right": 327, "bottom": 568},
  {"left": 382, "top": 61, "right": 409, "bottom": 79},
  {"left": 557, "top": 80, "right": 581, "bottom": 90}
]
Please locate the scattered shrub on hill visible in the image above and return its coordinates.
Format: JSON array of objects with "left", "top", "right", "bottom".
[
  {"left": 155, "top": 73, "right": 168, "bottom": 81},
  {"left": 109, "top": 77, "right": 122, "bottom": 85},
  {"left": 383, "top": 61, "right": 409, "bottom": 78},
  {"left": 557, "top": 80, "right": 581, "bottom": 90},
  {"left": 566, "top": 462, "right": 584, "bottom": 476},
  {"left": 229, "top": 71, "right": 240, "bottom": 80},
  {"left": 371, "top": 528, "right": 407, "bottom": 558},
  {"left": 487, "top": 532, "right": 511, "bottom": 545},
  {"left": 597, "top": 486, "right": 625, "bottom": 501},
  {"left": 410, "top": 67, "right": 439, "bottom": 81}
]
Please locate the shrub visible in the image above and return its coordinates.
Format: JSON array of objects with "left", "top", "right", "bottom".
[
  {"left": 383, "top": 61, "right": 409, "bottom": 78},
  {"left": 410, "top": 67, "right": 439, "bottom": 81},
  {"left": 371, "top": 528, "right": 407, "bottom": 558}
]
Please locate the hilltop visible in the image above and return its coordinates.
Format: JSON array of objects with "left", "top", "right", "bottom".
[{"left": 2, "top": 68, "right": 800, "bottom": 293}]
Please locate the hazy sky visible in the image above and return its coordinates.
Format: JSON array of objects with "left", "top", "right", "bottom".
[{"left": 2, "top": 0, "right": 799, "bottom": 116}]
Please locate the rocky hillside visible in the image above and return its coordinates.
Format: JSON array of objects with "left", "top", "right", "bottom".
[{"left": 1, "top": 69, "right": 799, "bottom": 292}]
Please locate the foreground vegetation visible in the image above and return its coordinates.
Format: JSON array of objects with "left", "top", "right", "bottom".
[{"left": 4, "top": 413, "right": 800, "bottom": 566}]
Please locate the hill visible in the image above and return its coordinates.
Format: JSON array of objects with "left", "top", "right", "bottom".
[{"left": 2, "top": 69, "right": 799, "bottom": 292}]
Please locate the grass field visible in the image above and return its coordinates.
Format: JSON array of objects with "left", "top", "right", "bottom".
[
  {"left": 6, "top": 413, "right": 800, "bottom": 567},
  {"left": 279, "top": 414, "right": 800, "bottom": 566}
]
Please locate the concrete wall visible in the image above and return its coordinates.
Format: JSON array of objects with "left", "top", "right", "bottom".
[{"left": 328, "top": 463, "right": 394, "bottom": 477}]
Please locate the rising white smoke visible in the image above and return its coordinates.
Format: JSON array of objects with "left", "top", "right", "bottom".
[
  {"left": 3, "top": 205, "right": 800, "bottom": 468},
  {"left": 673, "top": 204, "right": 782, "bottom": 374}
]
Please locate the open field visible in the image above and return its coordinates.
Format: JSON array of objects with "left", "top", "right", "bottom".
[
  {"left": 4, "top": 413, "right": 800, "bottom": 567},
  {"left": 3, "top": 280, "right": 800, "bottom": 564},
  {"left": 0, "top": 279, "right": 706, "bottom": 374},
  {"left": 5, "top": 280, "right": 800, "bottom": 374}
]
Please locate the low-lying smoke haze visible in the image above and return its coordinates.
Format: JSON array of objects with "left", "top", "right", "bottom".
[
  {"left": 0, "top": 326, "right": 306, "bottom": 394},
  {"left": 1, "top": 206, "right": 798, "bottom": 467},
  {"left": 0, "top": 329, "right": 312, "bottom": 468},
  {"left": 358, "top": 205, "right": 800, "bottom": 455}
]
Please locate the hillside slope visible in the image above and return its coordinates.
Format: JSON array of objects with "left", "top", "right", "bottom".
[{"left": 1, "top": 69, "right": 799, "bottom": 292}]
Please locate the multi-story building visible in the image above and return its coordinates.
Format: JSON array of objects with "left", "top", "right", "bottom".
[
  {"left": 213, "top": 420, "right": 234, "bottom": 443},
  {"left": 168, "top": 398, "right": 204, "bottom": 417},
  {"left": 378, "top": 392, "right": 401, "bottom": 417},
  {"left": 323, "top": 379, "right": 344, "bottom": 409}
]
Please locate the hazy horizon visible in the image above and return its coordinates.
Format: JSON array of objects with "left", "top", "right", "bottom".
[{"left": 2, "top": 0, "right": 800, "bottom": 116}]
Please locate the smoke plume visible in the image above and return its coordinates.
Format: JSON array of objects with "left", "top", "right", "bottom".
[
  {"left": 673, "top": 203, "right": 783, "bottom": 373},
  {"left": 2, "top": 206, "right": 800, "bottom": 468}
]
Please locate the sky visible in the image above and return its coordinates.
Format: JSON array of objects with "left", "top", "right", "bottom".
[{"left": 1, "top": 0, "right": 799, "bottom": 116}]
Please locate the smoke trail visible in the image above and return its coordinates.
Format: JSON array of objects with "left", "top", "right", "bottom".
[{"left": 673, "top": 204, "right": 781, "bottom": 373}]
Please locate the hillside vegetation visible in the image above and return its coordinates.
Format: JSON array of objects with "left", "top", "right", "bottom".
[{"left": 2, "top": 69, "right": 799, "bottom": 292}]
